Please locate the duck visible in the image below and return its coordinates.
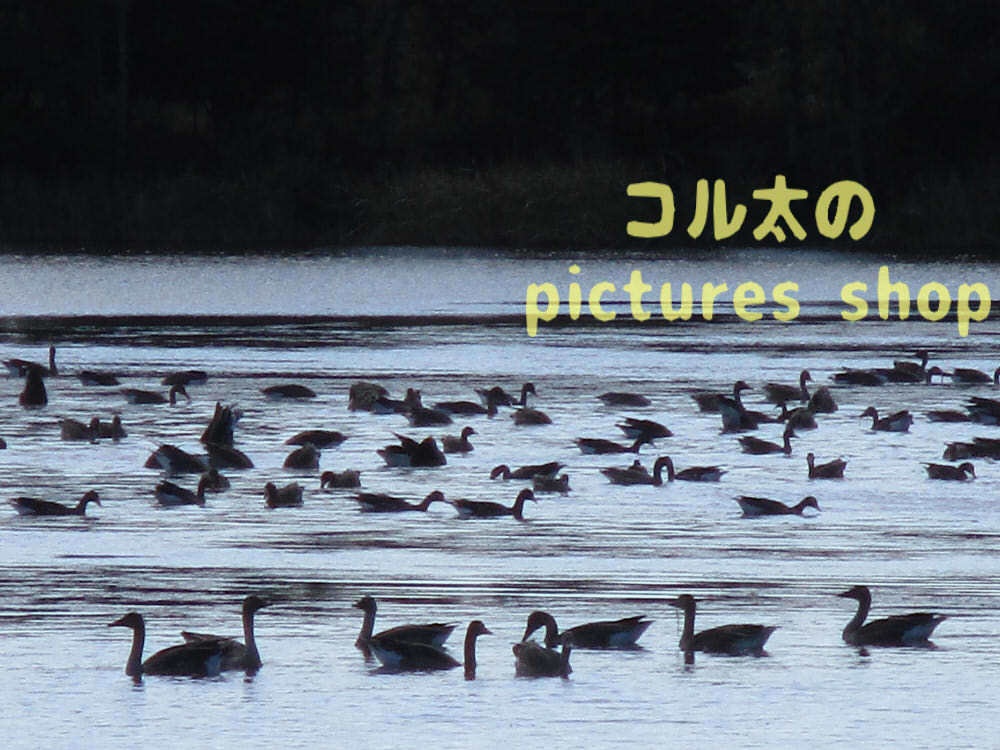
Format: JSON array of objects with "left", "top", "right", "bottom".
[
  {"left": 837, "top": 585, "right": 946, "bottom": 647},
  {"left": 513, "top": 635, "right": 574, "bottom": 678},
  {"left": 109, "top": 612, "right": 224, "bottom": 678},
  {"left": 200, "top": 402, "right": 242, "bottom": 447},
  {"left": 354, "top": 490, "right": 446, "bottom": 513},
  {"left": 377, "top": 433, "right": 447, "bottom": 468},
  {"left": 78, "top": 369, "right": 120, "bottom": 386},
  {"left": 155, "top": 477, "right": 210, "bottom": 507},
  {"left": 348, "top": 381, "right": 389, "bottom": 411},
  {"left": 738, "top": 424, "right": 796, "bottom": 455},
  {"left": 763, "top": 369, "right": 812, "bottom": 405},
  {"left": 283, "top": 443, "right": 320, "bottom": 470},
  {"left": 261, "top": 383, "right": 317, "bottom": 399},
  {"left": 4, "top": 345, "right": 57, "bottom": 377},
  {"left": 264, "top": 481, "right": 303, "bottom": 508},
  {"left": 451, "top": 488, "right": 536, "bottom": 520},
  {"left": 18, "top": 366, "right": 47, "bottom": 407},
  {"left": 860, "top": 406, "right": 913, "bottom": 432},
  {"left": 616, "top": 417, "right": 672, "bottom": 441},
  {"left": 285, "top": 429, "right": 347, "bottom": 449},
  {"left": 598, "top": 391, "right": 651, "bottom": 407},
  {"left": 59, "top": 416, "right": 100, "bottom": 442},
  {"left": 319, "top": 469, "right": 362, "bottom": 488},
  {"left": 807, "top": 452, "right": 847, "bottom": 479},
  {"left": 736, "top": 495, "right": 820, "bottom": 517},
  {"left": 948, "top": 365, "right": 1000, "bottom": 385},
  {"left": 353, "top": 594, "right": 455, "bottom": 654},
  {"left": 532, "top": 474, "right": 571, "bottom": 494},
  {"left": 144, "top": 444, "right": 208, "bottom": 474},
  {"left": 575, "top": 435, "right": 651, "bottom": 455},
  {"left": 9, "top": 490, "right": 101, "bottom": 516},
  {"left": 441, "top": 426, "right": 475, "bottom": 454},
  {"left": 367, "top": 621, "right": 492, "bottom": 677},
  {"left": 161, "top": 370, "right": 208, "bottom": 387},
  {"left": 180, "top": 595, "right": 271, "bottom": 672},
  {"left": 923, "top": 462, "right": 975, "bottom": 480},
  {"left": 122, "top": 384, "right": 189, "bottom": 405},
  {"left": 666, "top": 594, "right": 776, "bottom": 656},
  {"left": 521, "top": 610, "right": 651, "bottom": 650},
  {"left": 489, "top": 461, "right": 564, "bottom": 480}
]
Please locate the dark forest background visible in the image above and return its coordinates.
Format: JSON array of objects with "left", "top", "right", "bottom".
[{"left": 0, "top": 1, "right": 996, "bottom": 252}]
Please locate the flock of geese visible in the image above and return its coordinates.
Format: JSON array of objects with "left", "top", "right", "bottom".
[{"left": 0, "top": 345, "right": 984, "bottom": 680}]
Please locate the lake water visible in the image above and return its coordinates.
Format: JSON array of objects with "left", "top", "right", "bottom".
[{"left": 0, "top": 248, "right": 998, "bottom": 749}]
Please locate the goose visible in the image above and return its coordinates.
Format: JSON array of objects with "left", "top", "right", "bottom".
[
  {"left": 407, "top": 404, "right": 453, "bottom": 427},
  {"left": 441, "top": 426, "right": 476, "bottom": 454},
  {"left": 285, "top": 430, "right": 346, "bottom": 449},
  {"left": 205, "top": 443, "right": 254, "bottom": 470},
  {"left": 261, "top": 383, "right": 316, "bottom": 399},
  {"left": 199, "top": 467, "right": 231, "bottom": 492},
  {"left": 738, "top": 425, "right": 796, "bottom": 455},
  {"left": 926, "top": 409, "right": 972, "bottom": 423},
  {"left": 660, "top": 456, "right": 726, "bottom": 482},
  {"left": 600, "top": 459, "right": 655, "bottom": 486},
  {"left": 144, "top": 444, "right": 208, "bottom": 475},
  {"left": 522, "top": 610, "right": 651, "bottom": 650},
  {"left": 264, "top": 481, "right": 303, "bottom": 508},
  {"left": 283, "top": 443, "right": 320, "bottom": 470},
  {"left": 348, "top": 381, "right": 389, "bottom": 411},
  {"left": 319, "top": 469, "right": 362, "bottom": 488},
  {"left": 718, "top": 381, "right": 777, "bottom": 432},
  {"left": 692, "top": 380, "right": 752, "bottom": 413},
  {"left": 60, "top": 416, "right": 100, "bottom": 442},
  {"left": 78, "top": 369, "right": 120, "bottom": 386},
  {"left": 353, "top": 594, "right": 455, "bottom": 654},
  {"left": 808, "top": 385, "right": 838, "bottom": 413},
  {"left": 161, "top": 370, "right": 208, "bottom": 387},
  {"left": 434, "top": 398, "right": 497, "bottom": 417},
  {"left": 892, "top": 349, "right": 930, "bottom": 380},
  {"left": 4, "top": 345, "right": 57, "bottom": 377},
  {"left": 180, "top": 595, "right": 271, "bottom": 672},
  {"left": 923, "top": 365, "right": 950, "bottom": 384},
  {"left": 490, "top": 461, "right": 564, "bottom": 480},
  {"left": 860, "top": 406, "right": 913, "bottom": 432},
  {"left": 372, "top": 388, "right": 422, "bottom": 415},
  {"left": 155, "top": 477, "right": 210, "bottom": 507},
  {"left": 354, "top": 490, "right": 446, "bottom": 513},
  {"left": 616, "top": 417, "right": 672, "bottom": 441},
  {"left": 948, "top": 366, "right": 1000, "bottom": 385},
  {"left": 19, "top": 367, "right": 47, "bottom": 407},
  {"left": 9, "top": 490, "right": 101, "bottom": 517},
  {"left": 109, "top": 611, "right": 225, "bottom": 679},
  {"left": 837, "top": 585, "right": 946, "bottom": 647},
  {"left": 923, "top": 462, "right": 975, "bottom": 480},
  {"left": 532, "top": 473, "right": 571, "bottom": 494},
  {"left": 377, "top": 433, "right": 447, "bottom": 468},
  {"left": 200, "top": 402, "right": 241, "bottom": 447},
  {"left": 831, "top": 368, "right": 887, "bottom": 386},
  {"left": 513, "top": 635, "right": 574, "bottom": 678},
  {"left": 476, "top": 382, "right": 535, "bottom": 408},
  {"left": 97, "top": 415, "right": 126, "bottom": 440},
  {"left": 736, "top": 495, "right": 820, "bottom": 517},
  {"left": 966, "top": 396, "right": 1000, "bottom": 424},
  {"left": 666, "top": 594, "right": 776, "bottom": 656},
  {"left": 598, "top": 391, "right": 651, "bottom": 407},
  {"left": 512, "top": 407, "right": 552, "bottom": 425},
  {"left": 451, "top": 488, "right": 536, "bottom": 520},
  {"left": 779, "top": 403, "right": 817, "bottom": 430},
  {"left": 807, "top": 452, "right": 847, "bottom": 479},
  {"left": 575, "top": 435, "right": 651, "bottom": 455},
  {"left": 122, "top": 384, "right": 189, "bottom": 405},
  {"left": 763, "top": 369, "right": 812, "bottom": 405},
  {"left": 367, "top": 621, "right": 492, "bottom": 677}
]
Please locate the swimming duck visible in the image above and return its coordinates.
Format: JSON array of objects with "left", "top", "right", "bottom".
[
  {"left": 837, "top": 585, "right": 946, "bottom": 647},
  {"left": 522, "top": 610, "right": 651, "bottom": 650},
  {"left": 161, "top": 370, "right": 208, "bottom": 387},
  {"left": 18, "top": 366, "right": 47, "bottom": 407},
  {"left": 285, "top": 430, "right": 347, "bottom": 449},
  {"left": 451, "top": 488, "right": 536, "bottom": 520},
  {"left": 180, "top": 595, "right": 271, "bottom": 672},
  {"left": 442, "top": 426, "right": 476, "bottom": 454},
  {"left": 353, "top": 595, "right": 455, "bottom": 655},
  {"left": 666, "top": 594, "right": 776, "bottom": 656},
  {"left": 532, "top": 473, "right": 571, "bottom": 494},
  {"left": 123, "top": 384, "right": 189, "bottom": 405},
  {"left": 283, "top": 443, "right": 320, "bottom": 470},
  {"left": 264, "top": 481, "right": 303, "bottom": 508},
  {"left": 738, "top": 425, "right": 796, "bottom": 455},
  {"left": 860, "top": 406, "right": 913, "bottom": 432},
  {"left": 319, "top": 469, "right": 362, "bottom": 488},
  {"left": 736, "top": 495, "right": 820, "bottom": 517},
  {"left": 763, "top": 369, "right": 812, "bottom": 405},
  {"left": 9, "top": 490, "right": 101, "bottom": 516},
  {"left": 513, "top": 635, "right": 574, "bottom": 678},
  {"left": 144, "top": 444, "right": 208, "bottom": 474},
  {"left": 925, "top": 409, "right": 971, "bottom": 423},
  {"left": 354, "top": 490, "right": 446, "bottom": 513},
  {"left": 4, "top": 345, "right": 57, "bottom": 377},
  {"left": 807, "top": 452, "right": 847, "bottom": 479},
  {"left": 377, "top": 433, "right": 447, "bottom": 468},
  {"left": 367, "top": 620, "right": 491, "bottom": 678},
  {"left": 261, "top": 383, "right": 317, "bottom": 399},
  {"left": 598, "top": 391, "right": 651, "bottom": 407},
  {"left": 575, "top": 435, "right": 651, "bottom": 455},
  {"left": 155, "top": 477, "right": 210, "bottom": 507},
  {"left": 109, "top": 611, "right": 225, "bottom": 679},
  {"left": 489, "top": 461, "right": 564, "bottom": 480},
  {"left": 923, "top": 462, "right": 975, "bottom": 480}
]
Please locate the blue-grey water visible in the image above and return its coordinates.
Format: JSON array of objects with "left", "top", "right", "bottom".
[{"left": 0, "top": 248, "right": 997, "bottom": 749}]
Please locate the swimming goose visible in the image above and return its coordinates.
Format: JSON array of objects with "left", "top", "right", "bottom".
[
  {"left": 180, "top": 595, "right": 271, "bottom": 672},
  {"left": 837, "top": 585, "right": 946, "bottom": 647},
  {"left": 892, "top": 349, "right": 930, "bottom": 380},
  {"left": 966, "top": 396, "right": 1000, "bottom": 424},
  {"left": 9, "top": 490, "right": 101, "bottom": 516},
  {"left": 660, "top": 456, "right": 726, "bottom": 482},
  {"left": 205, "top": 443, "right": 254, "bottom": 470},
  {"left": 489, "top": 461, "right": 564, "bottom": 480},
  {"left": 616, "top": 417, "right": 673, "bottom": 441},
  {"left": 155, "top": 477, "right": 210, "bottom": 507},
  {"left": 575, "top": 435, "right": 651, "bottom": 455},
  {"left": 19, "top": 367, "right": 47, "bottom": 407},
  {"left": 718, "top": 381, "right": 777, "bottom": 432},
  {"left": 4, "top": 345, "right": 57, "bottom": 377},
  {"left": 808, "top": 385, "right": 838, "bottom": 413},
  {"left": 512, "top": 407, "right": 552, "bottom": 426},
  {"left": 831, "top": 368, "right": 886, "bottom": 386},
  {"left": 948, "top": 366, "right": 1000, "bottom": 385},
  {"left": 377, "top": 433, "right": 447, "bottom": 468},
  {"left": 763, "top": 369, "right": 812, "bottom": 405},
  {"left": 199, "top": 467, "right": 231, "bottom": 492},
  {"left": 348, "top": 381, "right": 389, "bottom": 411},
  {"left": 433, "top": 398, "right": 495, "bottom": 416},
  {"left": 923, "top": 461, "right": 975, "bottom": 480},
  {"left": 109, "top": 612, "right": 225, "bottom": 679},
  {"left": 161, "top": 370, "right": 208, "bottom": 387},
  {"left": 372, "top": 388, "right": 422, "bottom": 415},
  {"left": 442, "top": 426, "right": 475, "bottom": 454},
  {"left": 353, "top": 595, "right": 455, "bottom": 654},
  {"left": 283, "top": 443, "right": 320, "bottom": 470},
  {"left": 60, "top": 416, "right": 100, "bottom": 442},
  {"left": 860, "top": 406, "right": 913, "bottom": 432},
  {"left": 925, "top": 409, "right": 971, "bottom": 423},
  {"left": 122, "top": 384, "right": 189, "bottom": 405},
  {"left": 355, "top": 490, "right": 446, "bottom": 513},
  {"left": 807, "top": 452, "right": 847, "bottom": 479},
  {"left": 262, "top": 383, "right": 317, "bottom": 399},
  {"left": 943, "top": 437, "right": 1000, "bottom": 461},
  {"left": 97, "top": 415, "right": 127, "bottom": 440},
  {"left": 532, "top": 473, "right": 571, "bottom": 494},
  {"left": 598, "top": 391, "right": 651, "bottom": 407},
  {"left": 736, "top": 495, "right": 820, "bottom": 517},
  {"left": 738, "top": 425, "right": 796, "bottom": 455},
  {"left": 407, "top": 404, "right": 454, "bottom": 427},
  {"left": 477, "top": 382, "right": 536, "bottom": 408},
  {"left": 319, "top": 469, "right": 362, "bottom": 488},
  {"left": 666, "top": 594, "right": 776, "bottom": 656},
  {"left": 264, "top": 481, "right": 303, "bottom": 508},
  {"left": 513, "top": 635, "right": 574, "bottom": 678},
  {"left": 600, "top": 459, "right": 655, "bottom": 485},
  {"left": 451, "top": 488, "right": 536, "bottom": 520},
  {"left": 522, "top": 610, "right": 651, "bottom": 650},
  {"left": 200, "top": 402, "right": 241, "bottom": 447},
  {"left": 78, "top": 369, "right": 120, "bottom": 386},
  {"left": 145, "top": 444, "right": 208, "bottom": 474},
  {"left": 692, "top": 380, "right": 752, "bottom": 413},
  {"left": 367, "top": 620, "right": 492, "bottom": 677},
  {"left": 285, "top": 430, "right": 347, "bottom": 449},
  {"left": 779, "top": 403, "right": 818, "bottom": 430}
]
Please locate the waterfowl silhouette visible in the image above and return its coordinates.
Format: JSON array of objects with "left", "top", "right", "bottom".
[
  {"left": 600, "top": 458, "right": 656, "bottom": 486},
  {"left": 367, "top": 620, "right": 492, "bottom": 677},
  {"left": 513, "top": 635, "right": 574, "bottom": 678},
  {"left": 377, "top": 433, "right": 447, "bottom": 467},
  {"left": 532, "top": 473, "right": 571, "bottom": 493},
  {"left": 319, "top": 469, "right": 362, "bottom": 488},
  {"left": 9, "top": 490, "right": 101, "bottom": 516},
  {"left": 264, "top": 481, "right": 303, "bottom": 508},
  {"left": 512, "top": 406, "right": 552, "bottom": 426},
  {"left": 283, "top": 443, "right": 320, "bottom": 470},
  {"left": 97, "top": 415, "right": 127, "bottom": 440},
  {"left": 354, "top": 490, "right": 446, "bottom": 513},
  {"left": 660, "top": 456, "right": 726, "bottom": 482},
  {"left": 179, "top": 595, "right": 270, "bottom": 672},
  {"left": 441, "top": 426, "right": 475, "bottom": 454},
  {"left": 736, "top": 495, "right": 820, "bottom": 517},
  {"left": 738, "top": 425, "right": 796, "bottom": 455},
  {"left": 353, "top": 595, "right": 455, "bottom": 655},
  {"left": 692, "top": 380, "right": 751, "bottom": 413},
  {"left": 205, "top": 443, "right": 254, "bottom": 470},
  {"left": 109, "top": 612, "right": 224, "bottom": 678},
  {"left": 966, "top": 396, "right": 1000, "bottom": 424},
  {"left": 923, "top": 462, "right": 975, "bottom": 480},
  {"left": 832, "top": 368, "right": 886, "bottom": 387},
  {"left": 285, "top": 429, "right": 346, "bottom": 449},
  {"left": 123, "top": 384, "right": 189, "bottom": 405},
  {"left": 78, "top": 369, "right": 120, "bottom": 386},
  {"left": 837, "top": 585, "right": 946, "bottom": 647},
  {"left": 433, "top": 398, "right": 494, "bottom": 416},
  {"left": 490, "top": 461, "right": 564, "bottom": 480},
  {"left": 948, "top": 365, "right": 1000, "bottom": 385},
  {"left": 407, "top": 404, "right": 453, "bottom": 427},
  {"left": 261, "top": 383, "right": 317, "bottom": 399},
  {"left": 199, "top": 467, "right": 231, "bottom": 492},
  {"left": 477, "top": 382, "right": 535, "bottom": 408},
  {"left": 145, "top": 444, "right": 208, "bottom": 474},
  {"left": 763, "top": 369, "right": 812, "bottom": 405},
  {"left": 348, "top": 381, "right": 389, "bottom": 411},
  {"left": 372, "top": 388, "right": 422, "bottom": 415},
  {"left": 892, "top": 349, "right": 930, "bottom": 380},
  {"left": 451, "top": 488, "right": 536, "bottom": 520},
  {"left": 666, "top": 594, "right": 776, "bottom": 656},
  {"left": 155, "top": 477, "right": 210, "bottom": 507},
  {"left": 718, "top": 381, "right": 775, "bottom": 432},
  {"left": 4, "top": 345, "right": 57, "bottom": 377},
  {"left": 59, "top": 416, "right": 100, "bottom": 442},
  {"left": 807, "top": 452, "right": 847, "bottom": 478},
  {"left": 942, "top": 437, "right": 1000, "bottom": 461},
  {"left": 598, "top": 391, "right": 651, "bottom": 407},
  {"left": 779, "top": 403, "right": 818, "bottom": 430},
  {"left": 200, "top": 402, "right": 241, "bottom": 447},
  {"left": 161, "top": 370, "right": 208, "bottom": 387},
  {"left": 575, "top": 435, "right": 651, "bottom": 455},
  {"left": 18, "top": 366, "right": 47, "bottom": 407},
  {"left": 808, "top": 385, "right": 838, "bottom": 413},
  {"left": 522, "top": 610, "right": 651, "bottom": 650},
  {"left": 860, "top": 406, "right": 913, "bottom": 432}
]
